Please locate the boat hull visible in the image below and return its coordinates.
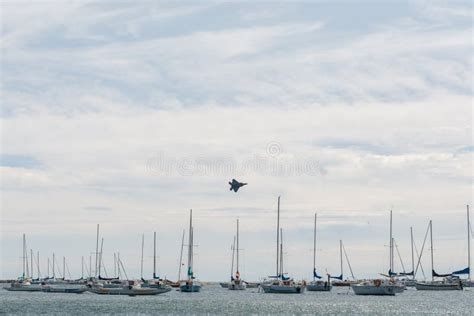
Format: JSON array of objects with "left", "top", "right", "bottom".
[
  {"left": 3, "top": 285, "right": 42, "bottom": 292},
  {"left": 351, "top": 285, "right": 397, "bottom": 296},
  {"left": 332, "top": 281, "right": 352, "bottom": 287},
  {"left": 306, "top": 282, "right": 332, "bottom": 292},
  {"left": 415, "top": 282, "right": 462, "bottom": 291},
  {"left": 261, "top": 284, "right": 305, "bottom": 294},
  {"left": 461, "top": 280, "right": 474, "bottom": 287},
  {"left": 245, "top": 282, "right": 259, "bottom": 288},
  {"left": 228, "top": 282, "right": 246, "bottom": 290},
  {"left": 403, "top": 279, "right": 417, "bottom": 287},
  {"left": 180, "top": 284, "right": 201, "bottom": 292},
  {"left": 41, "top": 287, "right": 87, "bottom": 294},
  {"left": 88, "top": 286, "right": 167, "bottom": 295},
  {"left": 145, "top": 284, "right": 172, "bottom": 293}
]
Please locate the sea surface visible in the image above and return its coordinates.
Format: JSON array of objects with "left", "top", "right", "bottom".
[{"left": 1, "top": 283, "right": 473, "bottom": 315}]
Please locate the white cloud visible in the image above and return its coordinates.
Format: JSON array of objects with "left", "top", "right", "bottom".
[{"left": 1, "top": 0, "right": 472, "bottom": 280}]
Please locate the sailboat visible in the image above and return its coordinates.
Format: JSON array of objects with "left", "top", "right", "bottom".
[
  {"left": 452, "top": 205, "right": 473, "bottom": 287},
  {"left": 229, "top": 219, "right": 246, "bottom": 290},
  {"left": 167, "top": 230, "right": 186, "bottom": 288},
  {"left": 306, "top": 213, "right": 331, "bottom": 291},
  {"left": 141, "top": 232, "right": 172, "bottom": 293},
  {"left": 330, "top": 240, "right": 357, "bottom": 286},
  {"left": 180, "top": 209, "right": 202, "bottom": 292},
  {"left": 415, "top": 220, "right": 462, "bottom": 290},
  {"left": 88, "top": 236, "right": 166, "bottom": 296},
  {"left": 260, "top": 197, "right": 305, "bottom": 294},
  {"left": 386, "top": 211, "right": 406, "bottom": 293},
  {"left": 4, "top": 234, "right": 42, "bottom": 292},
  {"left": 352, "top": 211, "right": 403, "bottom": 295}
]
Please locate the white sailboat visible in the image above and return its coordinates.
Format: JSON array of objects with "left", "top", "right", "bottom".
[
  {"left": 331, "top": 240, "right": 358, "bottom": 287},
  {"left": 180, "top": 209, "right": 202, "bottom": 292},
  {"left": 88, "top": 279, "right": 166, "bottom": 296},
  {"left": 351, "top": 279, "right": 399, "bottom": 296},
  {"left": 142, "top": 232, "right": 172, "bottom": 293},
  {"left": 415, "top": 220, "right": 462, "bottom": 290},
  {"left": 260, "top": 197, "right": 305, "bottom": 294},
  {"left": 307, "top": 213, "right": 331, "bottom": 291},
  {"left": 387, "top": 211, "right": 406, "bottom": 293},
  {"left": 4, "top": 234, "right": 42, "bottom": 292},
  {"left": 229, "top": 219, "right": 246, "bottom": 290},
  {"left": 352, "top": 211, "right": 403, "bottom": 295}
]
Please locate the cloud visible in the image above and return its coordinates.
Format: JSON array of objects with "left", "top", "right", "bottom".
[{"left": 1, "top": 0, "right": 472, "bottom": 280}]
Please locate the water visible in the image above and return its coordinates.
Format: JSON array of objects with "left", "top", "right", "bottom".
[{"left": 1, "top": 284, "right": 473, "bottom": 315}]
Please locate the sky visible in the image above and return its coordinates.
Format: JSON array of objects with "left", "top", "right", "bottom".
[{"left": 0, "top": 0, "right": 472, "bottom": 281}]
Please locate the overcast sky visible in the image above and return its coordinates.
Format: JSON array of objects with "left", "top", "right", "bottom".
[{"left": 1, "top": 0, "right": 472, "bottom": 281}]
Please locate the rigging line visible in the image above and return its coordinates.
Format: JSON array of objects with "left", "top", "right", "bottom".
[
  {"left": 48, "top": 258, "right": 54, "bottom": 278},
  {"left": 65, "top": 261, "right": 72, "bottom": 279},
  {"left": 394, "top": 239, "right": 406, "bottom": 272},
  {"left": 342, "top": 242, "right": 355, "bottom": 280},
  {"left": 414, "top": 222, "right": 430, "bottom": 279},
  {"left": 101, "top": 254, "right": 109, "bottom": 278},
  {"left": 413, "top": 242, "right": 426, "bottom": 279},
  {"left": 85, "top": 257, "right": 92, "bottom": 277},
  {"left": 118, "top": 257, "right": 129, "bottom": 281},
  {"left": 53, "top": 255, "right": 61, "bottom": 278}
]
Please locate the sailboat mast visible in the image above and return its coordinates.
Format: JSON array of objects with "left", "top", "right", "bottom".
[
  {"left": 276, "top": 196, "right": 280, "bottom": 277},
  {"left": 340, "top": 239, "right": 343, "bottom": 279},
  {"left": 313, "top": 213, "right": 317, "bottom": 275},
  {"left": 468, "top": 205, "right": 471, "bottom": 280},
  {"left": 22, "top": 234, "right": 25, "bottom": 279},
  {"left": 47, "top": 257, "right": 50, "bottom": 278},
  {"left": 178, "top": 229, "right": 185, "bottom": 281},
  {"left": 236, "top": 219, "right": 240, "bottom": 274},
  {"left": 280, "top": 228, "right": 283, "bottom": 277},
  {"left": 430, "top": 220, "right": 434, "bottom": 282},
  {"left": 95, "top": 224, "right": 100, "bottom": 278},
  {"left": 153, "top": 231, "right": 157, "bottom": 279},
  {"left": 389, "top": 210, "right": 393, "bottom": 274},
  {"left": 25, "top": 246, "right": 29, "bottom": 279},
  {"left": 410, "top": 227, "right": 415, "bottom": 280},
  {"left": 52, "top": 253, "right": 55, "bottom": 278},
  {"left": 117, "top": 254, "right": 120, "bottom": 278},
  {"left": 187, "top": 209, "right": 193, "bottom": 280},
  {"left": 63, "top": 256, "right": 66, "bottom": 279},
  {"left": 81, "top": 256, "right": 84, "bottom": 279},
  {"left": 37, "top": 251, "right": 40, "bottom": 279},
  {"left": 99, "top": 238, "right": 104, "bottom": 277},
  {"left": 89, "top": 256, "right": 92, "bottom": 278},
  {"left": 191, "top": 227, "right": 194, "bottom": 275},
  {"left": 230, "top": 236, "right": 236, "bottom": 278},
  {"left": 30, "top": 249, "right": 33, "bottom": 279},
  {"left": 140, "top": 234, "right": 145, "bottom": 279}
]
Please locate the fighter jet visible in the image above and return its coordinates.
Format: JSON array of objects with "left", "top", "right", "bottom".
[{"left": 229, "top": 179, "right": 247, "bottom": 192}]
